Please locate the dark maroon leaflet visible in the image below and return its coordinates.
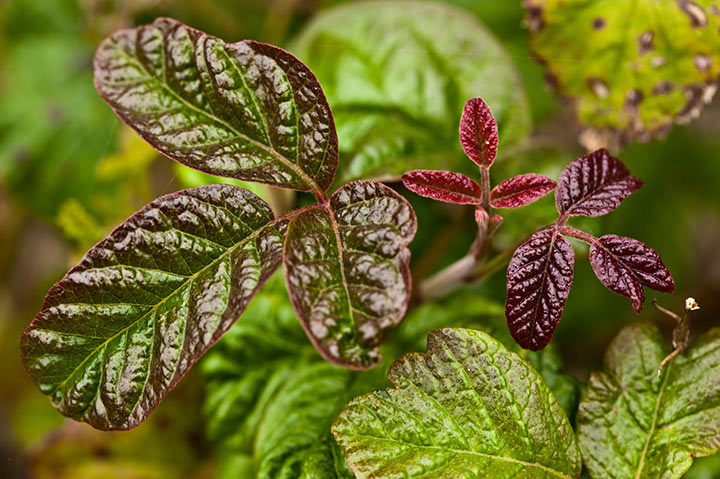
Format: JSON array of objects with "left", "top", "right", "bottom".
[
  {"left": 402, "top": 170, "right": 483, "bottom": 205},
  {"left": 490, "top": 173, "right": 557, "bottom": 209},
  {"left": 459, "top": 98, "right": 498, "bottom": 168},
  {"left": 555, "top": 149, "right": 643, "bottom": 218},
  {"left": 589, "top": 235, "right": 674, "bottom": 313},
  {"left": 505, "top": 227, "right": 575, "bottom": 351}
]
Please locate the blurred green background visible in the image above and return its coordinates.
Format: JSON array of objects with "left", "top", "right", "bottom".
[{"left": 1, "top": 0, "right": 719, "bottom": 477}]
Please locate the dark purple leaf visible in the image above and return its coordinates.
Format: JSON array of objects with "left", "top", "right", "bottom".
[
  {"left": 460, "top": 98, "right": 498, "bottom": 168},
  {"left": 589, "top": 235, "right": 674, "bottom": 312},
  {"left": 506, "top": 227, "right": 575, "bottom": 350},
  {"left": 20, "top": 185, "right": 288, "bottom": 430},
  {"left": 94, "top": 18, "right": 338, "bottom": 197},
  {"left": 283, "top": 181, "right": 417, "bottom": 369},
  {"left": 490, "top": 173, "right": 557, "bottom": 209},
  {"left": 555, "top": 149, "right": 642, "bottom": 218},
  {"left": 402, "top": 170, "right": 482, "bottom": 205}
]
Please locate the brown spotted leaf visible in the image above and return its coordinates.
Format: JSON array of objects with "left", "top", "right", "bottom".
[
  {"left": 460, "top": 97, "right": 498, "bottom": 168},
  {"left": 283, "top": 181, "right": 417, "bottom": 369},
  {"left": 94, "top": 18, "right": 337, "bottom": 197},
  {"left": 556, "top": 149, "right": 642, "bottom": 218},
  {"left": 20, "top": 185, "right": 288, "bottom": 430},
  {"left": 401, "top": 170, "right": 483, "bottom": 205},
  {"left": 527, "top": 0, "right": 720, "bottom": 149},
  {"left": 506, "top": 227, "right": 575, "bottom": 351},
  {"left": 589, "top": 235, "right": 674, "bottom": 312},
  {"left": 490, "top": 173, "right": 557, "bottom": 209}
]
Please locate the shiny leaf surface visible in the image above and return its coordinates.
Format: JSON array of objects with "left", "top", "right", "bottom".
[
  {"left": 555, "top": 149, "right": 642, "bottom": 218},
  {"left": 21, "top": 185, "right": 287, "bottom": 430},
  {"left": 94, "top": 18, "right": 338, "bottom": 196},
  {"left": 577, "top": 323, "right": 720, "bottom": 479},
  {"left": 526, "top": 0, "right": 720, "bottom": 148},
  {"left": 203, "top": 274, "right": 388, "bottom": 479},
  {"left": 291, "top": 1, "right": 530, "bottom": 182},
  {"left": 460, "top": 97, "right": 499, "bottom": 168},
  {"left": 284, "top": 181, "right": 417, "bottom": 369},
  {"left": 589, "top": 235, "right": 674, "bottom": 312},
  {"left": 490, "top": 173, "right": 557, "bottom": 209},
  {"left": 506, "top": 227, "right": 575, "bottom": 351},
  {"left": 401, "top": 170, "right": 483, "bottom": 205},
  {"left": 333, "top": 328, "right": 582, "bottom": 478}
]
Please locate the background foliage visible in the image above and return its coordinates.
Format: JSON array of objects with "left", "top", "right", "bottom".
[{"left": 1, "top": 0, "right": 719, "bottom": 477}]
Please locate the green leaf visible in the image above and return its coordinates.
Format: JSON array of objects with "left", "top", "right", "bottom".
[
  {"left": 20, "top": 184, "right": 287, "bottom": 430},
  {"left": 203, "top": 274, "right": 387, "bottom": 479},
  {"left": 526, "top": 0, "right": 720, "bottom": 148},
  {"left": 283, "top": 181, "right": 417, "bottom": 370},
  {"left": 577, "top": 323, "right": 720, "bottom": 479},
  {"left": 291, "top": 1, "right": 530, "bottom": 183},
  {"left": 94, "top": 17, "right": 338, "bottom": 197},
  {"left": 333, "top": 328, "right": 582, "bottom": 478}
]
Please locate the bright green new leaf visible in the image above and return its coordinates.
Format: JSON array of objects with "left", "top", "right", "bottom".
[
  {"left": 21, "top": 185, "right": 288, "bottom": 430},
  {"left": 333, "top": 328, "right": 582, "bottom": 478},
  {"left": 291, "top": 1, "right": 530, "bottom": 183},
  {"left": 526, "top": 0, "right": 720, "bottom": 148},
  {"left": 577, "top": 323, "right": 720, "bottom": 479}
]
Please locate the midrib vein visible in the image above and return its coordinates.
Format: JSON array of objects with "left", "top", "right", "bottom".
[
  {"left": 351, "top": 433, "right": 575, "bottom": 479},
  {"left": 634, "top": 362, "right": 671, "bottom": 479}
]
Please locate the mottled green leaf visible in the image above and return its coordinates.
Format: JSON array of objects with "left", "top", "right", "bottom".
[
  {"left": 577, "top": 323, "right": 720, "bottom": 479},
  {"left": 283, "top": 181, "right": 417, "bottom": 370},
  {"left": 21, "top": 184, "right": 287, "bottom": 430},
  {"left": 291, "top": 1, "right": 530, "bottom": 183},
  {"left": 333, "top": 328, "right": 581, "bottom": 478},
  {"left": 527, "top": 0, "right": 720, "bottom": 148},
  {"left": 94, "top": 17, "right": 338, "bottom": 197},
  {"left": 203, "top": 275, "right": 388, "bottom": 479}
]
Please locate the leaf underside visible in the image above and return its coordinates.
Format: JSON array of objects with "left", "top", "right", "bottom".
[
  {"left": 578, "top": 323, "right": 720, "bottom": 479},
  {"left": 555, "top": 149, "right": 642, "bottom": 217},
  {"left": 333, "top": 328, "right": 582, "bottom": 479},
  {"left": 21, "top": 185, "right": 286, "bottom": 430},
  {"left": 589, "top": 235, "right": 674, "bottom": 312},
  {"left": 94, "top": 17, "right": 338, "bottom": 194},
  {"left": 284, "top": 181, "right": 417, "bottom": 369},
  {"left": 506, "top": 227, "right": 575, "bottom": 351},
  {"left": 527, "top": 0, "right": 720, "bottom": 148},
  {"left": 402, "top": 170, "right": 483, "bottom": 205}
]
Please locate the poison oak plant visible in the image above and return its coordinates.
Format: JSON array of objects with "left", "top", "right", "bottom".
[
  {"left": 18, "top": 15, "right": 720, "bottom": 479},
  {"left": 403, "top": 99, "right": 674, "bottom": 351}
]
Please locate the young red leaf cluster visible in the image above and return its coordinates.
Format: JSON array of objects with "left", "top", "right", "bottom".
[{"left": 403, "top": 98, "right": 674, "bottom": 352}]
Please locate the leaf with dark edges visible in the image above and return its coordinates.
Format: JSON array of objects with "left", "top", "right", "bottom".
[
  {"left": 333, "top": 328, "right": 582, "bottom": 478},
  {"left": 506, "top": 227, "right": 575, "bottom": 351},
  {"left": 20, "top": 185, "right": 287, "bottom": 430},
  {"left": 490, "top": 173, "right": 557, "bottom": 209},
  {"left": 460, "top": 97, "right": 499, "bottom": 168},
  {"left": 283, "top": 181, "right": 417, "bottom": 370},
  {"left": 402, "top": 170, "right": 483, "bottom": 205},
  {"left": 589, "top": 234, "right": 674, "bottom": 312},
  {"left": 94, "top": 18, "right": 338, "bottom": 195},
  {"left": 578, "top": 323, "right": 720, "bottom": 479},
  {"left": 555, "top": 149, "right": 642, "bottom": 218}
]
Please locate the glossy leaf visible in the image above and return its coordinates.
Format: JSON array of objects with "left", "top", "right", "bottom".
[
  {"left": 555, "top": 149, "right": 642, "bottom": 218},
  {"left": 589, "top": 235, "right": 674, "bottom": 312},
  {"left": 506, "top": 227, "right": 575, "bottom": 351},
  {"left": 203, "top": 274, "right": 388, "bottom": 479},
  {"left": 527, "top": 0, "right": 720, "bottom": 148},
  {"left": 333, "top": 328, "right": 582, "bottom": 478},
  {"left": 460, "top": 97, "right": 499, "bottom": 168},
  {"left": 284, "top": 181, "right": 417, "bottom": 369},
  {"left": 401, "top": 170, "right": 483, "bottom": 205},
  {"left": 20, "top": 185, "right": 288, "bottom": 430},
  {"left": 94, "top": 18, "right": 338, "bottom": 196},
  {"left": 490, "top": 173, "right": 557, "bottom": 209},
  {"left": 577, "top": 323, "right": 720, "bottom": 479},
  {"left": 291, "top": 1, "right": 530, "bottom": 182}
]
